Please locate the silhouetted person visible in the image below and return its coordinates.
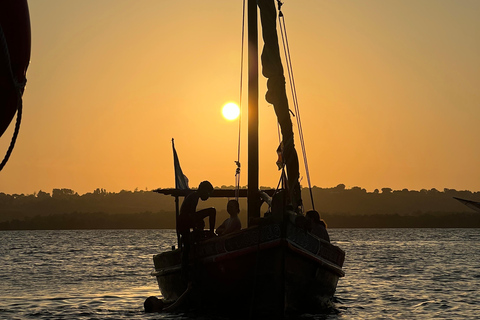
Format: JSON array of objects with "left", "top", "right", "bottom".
[
  {"left": 177, "top": 180, "right": 216, "bottom": 240},
  {"left": 216, "top": 199, "right": 241, "bottom": 236},
  {"left": 177, "top": 181, "right": 216, "bottom": 283},
  {"left": 306, "top": 210, "right": 330, "bottom": 242}
]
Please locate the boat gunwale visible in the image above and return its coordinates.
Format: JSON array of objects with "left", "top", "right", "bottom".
[
  {"left": 151, "top": 227, "right": 345, "bottom": 278},
  {"left": 286, "top": 241, "right": 345, "bottom": 277},
  {"left": 151, "top": 238, "right": 344, "bottom": 278}
]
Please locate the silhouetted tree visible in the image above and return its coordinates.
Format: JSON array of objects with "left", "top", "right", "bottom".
[
  {"left": 52, "top": 188, "right": 77, "bottom": 198},
  {"left": 37, "top": 190, "right": 50, "bottom": 199}
]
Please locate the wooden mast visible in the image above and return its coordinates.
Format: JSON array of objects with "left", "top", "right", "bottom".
[{"left": 247, "top": 0, "right": 260, "bottom": 225}]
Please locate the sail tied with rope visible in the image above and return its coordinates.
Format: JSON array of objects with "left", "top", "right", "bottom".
[{"left": 259, "top": 0, "right": 302, "bottom": 210}]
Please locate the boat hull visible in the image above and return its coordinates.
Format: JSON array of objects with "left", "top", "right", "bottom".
[{"left": 152, "top": 223, "right": 345, "bottom": 317}]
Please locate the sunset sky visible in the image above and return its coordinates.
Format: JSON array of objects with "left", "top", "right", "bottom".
[{"left": 1, "top": 0, "right": 479, "bottom": 195}]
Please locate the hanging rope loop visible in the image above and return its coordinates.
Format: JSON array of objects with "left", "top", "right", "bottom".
[{"left": 0, "top": 24, "right": 25, "bottom": 172}]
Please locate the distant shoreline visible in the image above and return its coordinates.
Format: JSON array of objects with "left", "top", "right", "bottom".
[
  {"left": 1, "top": 211, "right": 478, "bottom": 230},
  {"left": 2, "top": 187, "right": 480, "bottom": 229}
]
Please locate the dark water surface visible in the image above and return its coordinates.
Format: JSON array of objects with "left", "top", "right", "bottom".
[{"left": 1, "top": 229, "right": 479, "bottom": 319}]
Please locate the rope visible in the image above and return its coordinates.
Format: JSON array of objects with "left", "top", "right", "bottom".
[
  {"left": 235, "top": 0, "right": 246, "bottom": 201},
  {"left": 0, "top": 25, "right": 25, "bottom": 172},
  {"left": 0, "top": 97, "right": 22, "bottom": 172},
  {"left": 276, "top": 1, "right": 316, "bottom": 210}
]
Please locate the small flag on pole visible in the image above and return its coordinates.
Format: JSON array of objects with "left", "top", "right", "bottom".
[{"left": 172, "top": 138, "right": 189, "bottom": 190}]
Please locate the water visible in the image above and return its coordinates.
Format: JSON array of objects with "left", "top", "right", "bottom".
[{"left": 1, "top": 229, "right": 479, "bottom": 319}]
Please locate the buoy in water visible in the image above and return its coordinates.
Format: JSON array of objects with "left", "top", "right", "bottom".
[{"left": 144, "top": 296, "right": 166, "bottom": 313}]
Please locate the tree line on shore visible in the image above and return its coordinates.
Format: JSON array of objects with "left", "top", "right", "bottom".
[
  {"left": 1, "top": 185, "right": 479, "bottom": 229},
  {"left": 1, "top": 211, "right": 479, "bottom": 230}
]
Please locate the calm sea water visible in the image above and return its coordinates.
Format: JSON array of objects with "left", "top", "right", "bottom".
[{"left": 1, "top": 229, "right": 479, "bottom": 319}]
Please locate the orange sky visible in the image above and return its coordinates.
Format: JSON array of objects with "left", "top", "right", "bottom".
[{"left": 1, "top": 0, "right": 479, "bottom": 195}]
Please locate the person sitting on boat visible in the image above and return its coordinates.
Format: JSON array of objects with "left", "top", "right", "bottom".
[
  {"left": 252, "top": 190, "right": 293, "bottom": 225},
  {"left": 306, "top": 210, "right": 330, "bottom": 242},
  {"left": 216, "top": 199, "right": 241, "bottom": 236},
  {"left": 177, "top": 180, "right": 216, "bottom": 242}
]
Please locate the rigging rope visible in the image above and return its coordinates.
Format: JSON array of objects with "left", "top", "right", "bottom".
[
  {"left": 0, "top": 25, "right": 25, "bottom": 172},
  {"left": 234, "top": 0, "right": 246, "bottom": 201},
  {"left": 0, "top": 98, "right": 22, "bottom": 172},
  {"left": 276, "top": 1, "right": 316, "bottom": 211}
]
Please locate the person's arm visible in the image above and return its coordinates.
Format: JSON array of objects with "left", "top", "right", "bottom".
[
  {"left": 258, "top": 190, "right": 272, "bottom": 206},
  {"left": 216, "top": 220, "right": 226, "bottom": 235}
]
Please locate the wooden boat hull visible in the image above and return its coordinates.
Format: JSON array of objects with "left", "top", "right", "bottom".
[{"left": 152, "top": 223, "right": 345, "bottom": 317}]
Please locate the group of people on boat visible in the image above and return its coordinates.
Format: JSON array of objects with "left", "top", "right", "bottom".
[
  {"left": 145, "top": 180, "right": 331, "bottom": 313},
  {"left": 176, "top": 181, "right": 242, "bottom": 244},
  {"left": 176, "top": 180, "right": 329, "bottom": 244}
]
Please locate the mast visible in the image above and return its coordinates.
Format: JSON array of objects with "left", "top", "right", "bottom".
[{"left": 247, "top": 0, "right": 260, "bottom": 225}]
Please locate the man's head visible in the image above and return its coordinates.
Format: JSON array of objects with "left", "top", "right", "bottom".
[
  {"left": 306, "top": 210, "right": 321, "bottom": 224},
  {"left": 198, "top": 180, "right": 214, "bottom": 200},
  {"left": 227, "top": 199, "right": 240, "bottom": 215}
]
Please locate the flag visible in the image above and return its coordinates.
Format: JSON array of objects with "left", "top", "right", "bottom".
[{"left": 172, "top": 139, "right": 189, "bottom": 190}]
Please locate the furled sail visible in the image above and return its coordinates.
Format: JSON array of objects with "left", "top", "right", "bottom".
[{"left": 258, "top": 0, "right": 301, "bottom": 209}]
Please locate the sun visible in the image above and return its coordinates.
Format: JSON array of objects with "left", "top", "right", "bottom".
[{"left": 222, "top": 102, "right": 240, "bottom": 121}]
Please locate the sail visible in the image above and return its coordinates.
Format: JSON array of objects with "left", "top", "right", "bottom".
[
  {"left": 258, "top": 0, "right": 301, "bottom": 209},
  {"left": 172, "top": 139, "right": 189, "bottom": 190}
]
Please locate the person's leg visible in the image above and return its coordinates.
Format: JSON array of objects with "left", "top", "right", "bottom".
[
  {"left": 181, "top": 234, "right": 190, "bottom": 284},
  {"left": 195, "top": 207, "right": 216, "bottom": 232}
]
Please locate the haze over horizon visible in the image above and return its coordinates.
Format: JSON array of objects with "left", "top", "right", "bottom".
[{"left": 1, "top": 0, "right": 479, "bottom": 195}]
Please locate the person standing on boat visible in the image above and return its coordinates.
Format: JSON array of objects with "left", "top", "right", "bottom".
[
  {"left": 177, "top": 181, "right": 216, "bottom": 284},
  {"left": 177, "top": 180, "right": 216, "bottom": 241},
  {"left": 216, "top": 199, "right": 241, "bottom": 236}
]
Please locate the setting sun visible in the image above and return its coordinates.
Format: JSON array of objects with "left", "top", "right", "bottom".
[{"left": 222, "top": 102, "right": 240, "bottom": 121}]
